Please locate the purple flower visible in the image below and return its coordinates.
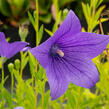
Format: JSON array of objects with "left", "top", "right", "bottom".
[
  {"left": 14, "top": 106, "right": 24, "bottom": 109},
  {"left": 30, "top": 10, "right": 109, "bottom": 100},
  {"left": 0, "top": 32, "right": 29, "bottom": 59}
]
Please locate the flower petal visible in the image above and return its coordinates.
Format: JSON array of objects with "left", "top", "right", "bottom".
[
  {"left": 0, "top": 32, "right": 29, "bottom": 58},
  {"left": 53, "top": 10, "right": 81, "bottom": 41},
  {"left": 59, "top": 53, "right": 99, "bottom": 88},
  {"left": 6, "top": 42, "right": 29, "bottom": 58},
  {"left": 14, "top": 106, "right": 24, "bottom": 109},
  {"left": 0, "top": 32, "right": 8, "bottom": 57},
  {"left": 30, "top": 38, "right": 54, "bottom": 68},
  {"left": 58, "top": 32, "right": 109, "bottom": 59},
  {"left": 46, "top": 57, "right": 69, "bottom": 100}
]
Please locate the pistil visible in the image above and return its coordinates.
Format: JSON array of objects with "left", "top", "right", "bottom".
[{"left": 56, "top": 49, "right": 64, "bottom": 57}]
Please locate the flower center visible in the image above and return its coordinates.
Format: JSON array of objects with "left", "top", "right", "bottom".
[{"left": 50, "top": 44, "right": 64, "bottom": 57}]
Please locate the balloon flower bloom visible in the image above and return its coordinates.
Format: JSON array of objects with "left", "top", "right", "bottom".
[
  {"left": 0, "top": 32, "right": 28, "bottom": 59},
  {"left": 14, "top": 106, "right": 24, "bottom": 109},
  {"left": 30, "top": 10, "right": 109, "bottom": 100}
]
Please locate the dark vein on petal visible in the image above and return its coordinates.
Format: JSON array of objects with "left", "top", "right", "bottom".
[{"left": 62, "top": 57, "right": 95, "bottom": 85}]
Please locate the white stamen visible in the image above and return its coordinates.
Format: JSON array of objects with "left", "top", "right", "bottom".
[{"left": 56, "top": 49, "right": 64, "bottom": 57}]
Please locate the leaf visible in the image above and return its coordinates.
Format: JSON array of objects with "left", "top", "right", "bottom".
[
  {"left": 82, "top": 3, "right": 89, "bottom": 24},
  {"left": 0, "top": 0, "right": 11, "bottom": 16},
  {"left": 22, "top": 52, "right": 29, "bottom": 70},
  {"left": 94, "top": 5, "right": 105, "bottom": 22},
  {"left": 28, "top": 11, "right": 35, "bottom": 29},
  {"left": 3, "top": 88, "right": 13, "bottom": 108},
  {"left": 37, "top": 64, "right": 45, "bottom": 80},
  {"left": 38, "top": 25, "right": 44, "bottom": 44},
  {"left": 52, "top": 10, "right": 62, "bottom": 33},
  {"left": 45, "top": 28, "right": 53, "bottom": 36},
  {"left": 96, "top": 18, "right": 108, "bottom": 25},
  {"left": 28, "top": 50, "right": 36, "bottom": 76},
  {"left": 39, "top": 13, "right": 52, "bottom": 23}
]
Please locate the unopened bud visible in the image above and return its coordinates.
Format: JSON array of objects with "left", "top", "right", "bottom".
[
  {"left": 19, "top": 22, "right": 29, "bottom": 41},
  {"left": 8, "top": 63, "right": 14, "bottom": 72},
  {"left": 62, "top": 9, "right": 69, "bottom": 20},
  {"left": 14, "top": 59, "right": 20, "bottom": 70}
]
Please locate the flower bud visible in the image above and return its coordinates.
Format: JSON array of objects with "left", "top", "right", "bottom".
[
  {"left": 8, "top": 63, "right": 14, "bottom": 72},
  {"left": 19, "top": 22, "right": 29, "bottom": 41},
  {"left": 14, "top": 59, "right": 20, "bottom": 70},
  {"left": 62, "top": 9, "right": 69, "bottom": 20}
]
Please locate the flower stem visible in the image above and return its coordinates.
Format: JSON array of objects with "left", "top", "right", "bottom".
[
  {"left": 34, "top": 80, "right": 38, "bottom": 109},
  {"left": 55, "top": 0, "right": 58, "bottom": 30},
  {"left": 1, "top": 60, "right": 4, "bottom": 88},
  {"left": 20, "top": 51, "right": 23, "bottom": 78},
  {"left": 11, "top": 70, "right": 14, "bottom": 96},
  {"left": 35, "top": 0, "right": 39, "bottom": 46},
  {"left": 75, "top": 87, "right": 81, "bottom": 109},
  {"left": 1, "top": 57, "right": 5, "bottom": 107},
  {"left": 42, "top": 81, "right": 45, "bottom": 109},
  {"left": 99, "top": 18, "right": 104, "bottom": 35}
]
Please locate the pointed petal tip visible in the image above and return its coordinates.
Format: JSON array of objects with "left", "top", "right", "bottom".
[
  {"left": 0, "top": 32, "right": 6, "bottom": 40},
  {"left": 85, "top": 75, "right": 99, "bottom": 89},
  {"left": 50, "top": 94, "right": 62, "bottom": 101}
]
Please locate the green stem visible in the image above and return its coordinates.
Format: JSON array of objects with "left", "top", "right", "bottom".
[
  {"left": 11, "top": 70, "right": 14, "bottom": 96},
  {"left": 75, "top": 88, "right": 81, "bottom": 109},
  {"left": 55, "top": 0, "right": 58, "bottom": 30},
  {"left": 42, "top": 81, "right": 45, "bottom": 109},
  {"left": 1, "top": 58, "right": 5, "bottom": 107},
  {"left": 35, "top": 0, "right": 39, "bottom": 46},
  {"left": 1, "top": 61, "right": 4, "bottom": 88},
  {"left": 34, "top": 0, "right": 39, "bottom": 109},
  {"left": 34, "top": 80, "right": 38, "bottom": 109},
  {"left": 20, "top": 51, "right": 23, "bottom": 78}
]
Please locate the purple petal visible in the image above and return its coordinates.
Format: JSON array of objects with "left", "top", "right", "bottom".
[
  {"left": 53, "top": 10, "right": 81, "bottom": 41},
  {"left": 46, "top": 57, "right": 69, "bottom": 100},
  {"left": 14, "top": 106, "right": 24, "bottom": 109},
  {"left": 30, "top": 37, "right": 54, "bottom": 68},
  {"left": 22, "top": 46, "right": 31, "bottom": 52},
  {"left": 0, "top": 32, "right": 29, "bottom": 58},
  {"left": 0, "top": 32, "right": 8, "bottom": 57},
  {"left": 30, "top": 10, "right": 81, "bottom": 68},
  {"left": 0, "top": 32, "right": 7, "bottom": 42},
  {"left": 6, "top": 42, "right": 29, "bottom": 58},
  {"left": 59, "top": 53, "right": 99, "bottom": 88},
  {"left": 58, "top": 32, "right": 109, "bottom": 59}
]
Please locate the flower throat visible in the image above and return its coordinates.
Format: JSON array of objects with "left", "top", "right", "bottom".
[{"left": 50, "top": 44, "right": 64, "bottom": 57}]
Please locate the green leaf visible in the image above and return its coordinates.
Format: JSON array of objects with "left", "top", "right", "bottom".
[
  {"left": 94, "top": 5, "right": 105, "bottom": 22},
  {"left": 45, "top": 28, "right": 53, "bottom": 36},
  {"left": 37, "top": 64, "right": 45, "bottom": 80},
  {"left": 52, "top": 11, "right": 62, "bottom": 33},
  {"left": 22, "top": 52, "right": 29, "bottom": 70},
  {"left": 28, "top": 50, "right": 36, "bottom": 76},
  {"left": 3, "top": 88, "right": 13, "bottom": 108},
  {"left": 28, "top": 11, "right": 35, "bottom": 29},
  {"left": 38, "top": 25, "right": 44, "bottom": 44},
  {"left": 82, "top": 3, "right": 89, "bottom": 24},
  {"left": 96, "top": 0, "right": 103, "bottom": 8},
  {"left": 0, "top": 0, "right": 11, "bottom": 16},
  {"left": 39, "top": 13, "right": 52, "bottom": 23}
]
